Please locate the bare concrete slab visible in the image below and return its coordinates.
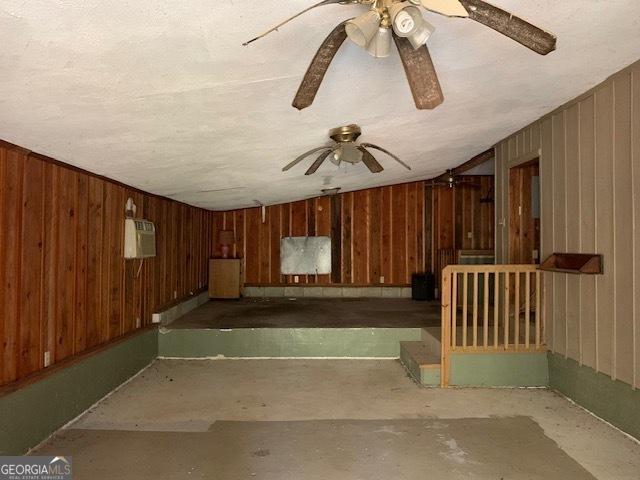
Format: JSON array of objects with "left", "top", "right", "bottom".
[
  {"left": 168, "top": 298, "right": 440, "bottom": 329},
  {"left": 37, "top": 418, "right": 595, "bottom": 479},
  {"left": 34, "top": 360, "right": 640, "bottom": 480}
]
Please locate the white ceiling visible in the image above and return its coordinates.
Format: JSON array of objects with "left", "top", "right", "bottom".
[{"left": 1, "top": 1, "right": 639, "bottom": 210}]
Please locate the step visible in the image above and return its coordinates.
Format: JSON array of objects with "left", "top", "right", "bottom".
[
  {"left": 159, "top": 327, "right": 423, "bottom": 358},
  {"left": 399, "top": 341, "right": 441, "bottom": 387}
]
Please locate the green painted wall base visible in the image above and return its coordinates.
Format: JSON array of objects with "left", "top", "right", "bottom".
[
  {"left": 450, "top": 351, "right": 549, "bottom": 387},
  {"left": 159, "top": 328, "right": 423, "bottom": 358},
  {"left": 0, "top": 329, "right": 158, "bottom": 455},
  {"left": 548, "top": 352, "right": 640, "bottom": 440}
]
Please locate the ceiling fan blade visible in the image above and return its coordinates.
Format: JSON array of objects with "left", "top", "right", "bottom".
[
  {"left": 360, "top": 143, "right": 411, "bottom": 171},
  {"left": 459, "top": 0, "right": 556, "bottom": 55},
  {"left": 420, "top": 0, "right": 469, "bottom": 17},
  {"left": 393, "top": 35, "right": 444, "bottom": 110},
  {"left": 305, "top": 149, "right": 334, "bottom": 175},
  {"left": 283, "top": 146, "right": 330, "bottom": 171},
  {"left": 243, "top": 0, "right": 347, "bottom": 46},
  {"left": 292, "top": 21, "right": 349, "bottom": 110},
  {"left": 358, "top": 147, "right": 384, "bottom": 173}
]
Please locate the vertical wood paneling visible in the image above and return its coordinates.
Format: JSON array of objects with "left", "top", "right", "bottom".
[
  {"left": 244, "top": 208, "right": 260, "bottom": 284},
  {"left": 215, "top": 181, "right": 430, "bottom": 287},
  {"left": 579, "top": 95, "right": 597, "bottom": 369},
  {"left": 613, "top": 72, "right": 634, "bottom": 385},
  {"left": 315, "top": 196, "right": 331, "bottom": 284},
  {"left": 269, "top": 207, "right": 281, "bottom": 283},
  {"left": 18, "top": 156, "right": 43, "bottom": 377},
  {"left": 494, "top": 61, "right": 640, "bottom": 388},
  {"left": 381, "top": 186, "right": 393, "bottom": 283},
  {"left": 342, "top": 193, "right": 353, "bottom": 283},
  {"left": 74, "top": 173, "right": 89, "bottom": 352},
  {"left": 1, "top": 150, "right": 24, "bottom": 383},
  {"left": 633, "top": 68, "right": 640, "bottom": 389},
  {"left": 552, "top": 113, "right": 567, "bottom": 356},
  {"left": 55, "top": 168, "right": 77, "bottom": 362},
  {"left": 565, "top": 104, "right": 581, "bottom": 361},
  {"left": 368, "top": 188, "right": 382, "bottom": 284},
  {"left": 0, "top": 143, "right": 213, "bottom": 387},
  {"left": 594, "top": 83, "right": 615, "bottom": 376},
  {"left": 391, "top": 185, "right": 407, "bottom": 283},
  {"left": 539, "top": 118, "right": 554, "bottom": 350},
  {"left": 352, "top": 190, "right": 369, "bottom": 284}
]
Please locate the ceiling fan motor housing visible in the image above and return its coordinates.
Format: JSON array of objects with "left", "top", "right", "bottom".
[{"left": 328, "top": 124, "right": 362, "bottom": 143}]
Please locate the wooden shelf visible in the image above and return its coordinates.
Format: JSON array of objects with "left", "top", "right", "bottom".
[{"left": 539, "top": 253, "right": 602, "bottom": 274}]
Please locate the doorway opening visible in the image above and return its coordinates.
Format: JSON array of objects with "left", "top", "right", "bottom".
[{"left": 509, "top": 159, "right": 540, "bottom": 264}]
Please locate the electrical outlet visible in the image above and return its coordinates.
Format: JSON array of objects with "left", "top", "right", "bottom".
[
  {"left": 174, "top": 290, "right": 178, "bottom": 299},
  {"left": 152, "top": 313, "right": 161, "bottom": 324},
  {"left": 136, "top": 317, "right": 141, "bottom": 328},
  {"left": 294, "top": 275, "right": 299, "bottom": 283},
  {"left": 467, "top": 231, "right": 473, "bottom": 239},
  {"left": 44, "top": 351, "right": 51, "bottom": 367},
  {"left": 380, "top": 276, "right": 385, "bottom": 284}
]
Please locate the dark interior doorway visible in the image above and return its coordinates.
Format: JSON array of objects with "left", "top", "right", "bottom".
[{"left": 509, "top": 159, "right": 540, "bottom": 264}]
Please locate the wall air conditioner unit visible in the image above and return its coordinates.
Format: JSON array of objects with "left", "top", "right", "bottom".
[{"left": 124, "top": 218, "right": 156, "bottom": 259}]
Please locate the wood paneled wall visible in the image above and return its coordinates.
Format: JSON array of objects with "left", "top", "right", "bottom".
[
  {"left": 214, "top": 177, "right": 495, "bottom": 286},
  {"left": 427, "top": 177, "right": 494, "bottom": 270},
  {"left": 0, "top": 142, "right": 213, "bottom": 387},
  {"left": 494, "top": 60, "right": 640, "bottom": 388},
  {"left": 212, "top": 182, "right": 426, "bottom": 285}
]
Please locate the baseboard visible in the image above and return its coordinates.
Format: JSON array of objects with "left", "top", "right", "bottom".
[
  {"left": 152, "top": 290, "right": 209, "bottom": 325},
  {"left": 548, "top": 352, "right": 640, "bottom": 441},
  {"left": 243, "top": 285, "right": 412, "bottom": 298},
  {"left": 0, "top": 329, "right": 158, "bottom": 455},
  {"left": 449, "top": 351, "right": 549, "bottom": 387}
]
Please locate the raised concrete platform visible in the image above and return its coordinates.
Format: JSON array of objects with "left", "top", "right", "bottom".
[
  {"left": 159, "top": 327, "right": 423, "bottom": 358},
  {"left": 168, "top": 298, "right": 440, "bottom": 329}
]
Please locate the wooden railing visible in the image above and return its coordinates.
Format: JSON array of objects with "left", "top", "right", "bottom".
[{"left": 440, "top": 264, "right": 544, "bottom": 386}]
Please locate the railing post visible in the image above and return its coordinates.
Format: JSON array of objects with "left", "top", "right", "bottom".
[{"left": 441, "top": 267, "right": 452, "bottom": 388}]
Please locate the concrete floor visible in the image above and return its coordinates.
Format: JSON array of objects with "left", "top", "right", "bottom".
[
  {"left": 35, "top": 360, "right": 640, "bottom": 479},
  {"left": 169, "top": 298, "right": 441, "bottom": 329}
]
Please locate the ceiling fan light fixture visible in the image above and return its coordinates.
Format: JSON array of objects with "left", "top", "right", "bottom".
[
  {"left": 389, "top": 3, "right": 435, "bottom": 49},
  {"left": 365, "top": 26, "right": 392, "bottom": 58},
  {"left": 345, "top": 10, "right": 382, "bottom": 48}
]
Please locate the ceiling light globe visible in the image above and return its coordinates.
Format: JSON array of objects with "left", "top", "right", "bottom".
[
  {"left": 394, "top": 11, "right": 415, "bottom": 35},
  {"left": 346, "top": 10, "right": 382, "bottom": 48},
  {"left": 366, "top": 27, "right": 392, "bottom": 58}
]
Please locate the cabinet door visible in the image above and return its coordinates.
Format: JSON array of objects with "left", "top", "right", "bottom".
[{"left": 209, "top": 259, "right": 241, "bottom": 298}]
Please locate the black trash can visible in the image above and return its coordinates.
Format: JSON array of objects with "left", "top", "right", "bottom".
[{"left": 411, "top": 273, "right": 435, "bottom": 301}]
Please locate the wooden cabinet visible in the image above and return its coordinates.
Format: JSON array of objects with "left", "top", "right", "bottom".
[{"left": 209, "top": 259, "right": 242, "bottom": 298}]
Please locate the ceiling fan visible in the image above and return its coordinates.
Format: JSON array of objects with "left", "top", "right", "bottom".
[
  {"left": 244, "top": 0, "right": 557, "bottom": 111},
  {"left": 427, "top": 169, "right": 482, "bottom": 188},
  {"left": 282, "top": 124, "right": 411, "bottom": 175}
]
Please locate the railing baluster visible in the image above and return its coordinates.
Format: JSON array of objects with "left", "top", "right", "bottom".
[
  {"left": 472, "top": 272, "right": 478, "bottom": 349},
  {"left": 503, "top": 271, "right": 510, "bottom": 350},
  {"left": 525, "top": 272, "right": 531, "bottom": 350},
  {"left": 514, "top": 272, "right": 520, "bottom": 351},
  {"left": 494, "top": 271, "right": 499, "bottom": 349},
  {"left": 462, "top": 272, "right": 468, "bottom": 349},
  {"left": 535, "top": 270, "right": 541, "bottom": 348},
  {"left": 451, "top": 272, "right": 457, "bottom": 350},
  {"left": 483, "top": 271, "right": 489, "bottom": 348}
]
